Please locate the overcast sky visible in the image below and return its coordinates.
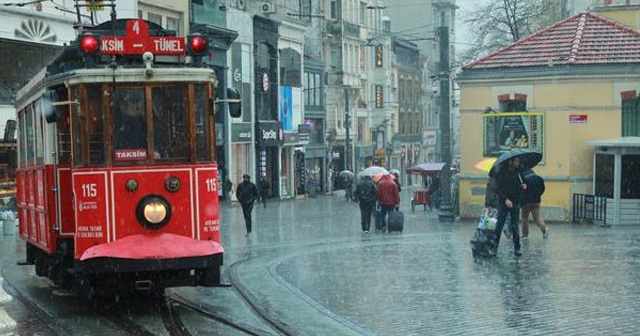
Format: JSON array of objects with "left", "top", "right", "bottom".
[{"left": 455, "top": 0, "right": 486, "bottom": 54}]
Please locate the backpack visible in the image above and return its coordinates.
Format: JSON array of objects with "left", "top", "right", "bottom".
[{"left": 358, "top": 181, "right": 377, "bottom": 203}]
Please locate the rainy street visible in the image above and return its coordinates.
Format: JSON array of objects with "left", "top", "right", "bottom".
[{"left": 3, "top": 190, "right": 640, "bottom": 335}]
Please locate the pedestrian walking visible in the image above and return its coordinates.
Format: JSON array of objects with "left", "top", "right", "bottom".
[
  {"left": 354, "top": 175, "right": 378, "bottom": 233},
  {"left": 521, "top": 169, "right": 549, "bottom": 238},
  {"left": 258, "top": 177, "right": 270, "bottom": 208},
  {"left": 376, "top": 174, "right": 400, "bottom": 232},
  {"left": 494, "top": 157, "right": 527, "bottom": 257},
  {"left": 485, "top": 175, "right": 512, "bottom": 240},
  {"left": 236, "top": 174, "right": 260, "bottom": 236},
  {"left": 223, "top": 178, "right": 233, "bottom": 204},
  {"left": 344, "top": 176, "right": 354, "bottom": 202},
  {"left": 392, "top": 172, "right": 401, "bottom": 193}
]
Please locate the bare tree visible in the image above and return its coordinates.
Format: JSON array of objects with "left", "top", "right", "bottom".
[{"left": 457, "top": 0, "right": 564, "bottom": 67}]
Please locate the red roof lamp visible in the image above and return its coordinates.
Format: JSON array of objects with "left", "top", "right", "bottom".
[{"left": 80, "top": 35, "right": 99, "bottom": 54}]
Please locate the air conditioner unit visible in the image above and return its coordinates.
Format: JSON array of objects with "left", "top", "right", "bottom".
[
  {"left": 260, "top": 2, "right": 275, "bottom": 13},
  {"left": 237, "top": 0, "right": 245, "bottom": 10}
]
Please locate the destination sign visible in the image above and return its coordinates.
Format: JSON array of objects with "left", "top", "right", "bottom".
[{"left": 100, "top": 19, "right": 186, "bottom": 55}]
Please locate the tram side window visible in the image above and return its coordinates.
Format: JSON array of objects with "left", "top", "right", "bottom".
[
  {"left": 72, "top": 87, "right": 84, "bottom": 167},
  {"left": 18, "top": 111, "right": 26, "bottom": 167},
  {"left": 25, "top": 104, "right": 35, "bottom": 164},
  {"left": 34, "top": 100, "right": 44, "bottom": 164},
  {"left": 86, "top": 85, "right": 105, "bottom": 165},
  {"left": 112, "top": 88, "right": 147, "bottom": 160},
  {"left": 56, "top": 89, "right": 72, "bottom": 166},
  {"left": 195, "top": 84, "right": 211, "bottom": 161},
  {"left": 152, "top": 86, "right": 187, "bottom": 159}
]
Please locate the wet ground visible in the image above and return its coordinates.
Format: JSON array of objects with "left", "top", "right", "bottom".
[{"left": 3, "top": 189, "right": 640, "bottom": 335}]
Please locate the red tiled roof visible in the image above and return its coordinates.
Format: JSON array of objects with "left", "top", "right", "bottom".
[{"left": 463, "top": 12, "right": 640, "bottom": 70}]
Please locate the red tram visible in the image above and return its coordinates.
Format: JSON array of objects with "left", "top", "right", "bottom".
[{"left": 14, "top": 18, "right": 239, "bottom": 297}]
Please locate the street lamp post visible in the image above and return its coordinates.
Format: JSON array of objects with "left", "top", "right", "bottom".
[{"left": 344, "top": 88, "right": 351, "bottom": 170}]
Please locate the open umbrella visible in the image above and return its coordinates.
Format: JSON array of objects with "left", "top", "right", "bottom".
[
  {"left": 474, "top": 158, "right": 497, "bottom": 173},
  {"left": 405, "top": 163, "right": 445, "bottom": 176},
  {"left": 389, "top": 168, "right": 401, "bottom": 176},
  {"left": 357, "top": 166, "right": 391, "bottom": 182},
  {"left": 339, "top": 170, "right": 354, "bottom": 179},
  {"left": 489, "top": 149, "right": 542, "bottom": 177}
]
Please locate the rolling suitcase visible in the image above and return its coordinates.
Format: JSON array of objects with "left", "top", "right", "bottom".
[{"left": 388, "top": 209, "right": 404, "bottom": 232}]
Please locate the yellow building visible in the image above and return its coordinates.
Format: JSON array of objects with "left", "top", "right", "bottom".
[{"left": 457, "top": 10, "right": 640, "bottom": 221}]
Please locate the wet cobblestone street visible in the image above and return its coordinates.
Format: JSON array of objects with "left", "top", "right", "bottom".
[
  {"left": 218, "top": 191, "right": 640, "bottom": 335},
  {"left": 3, "top": 190, "right": 640, "bottom": 335}
]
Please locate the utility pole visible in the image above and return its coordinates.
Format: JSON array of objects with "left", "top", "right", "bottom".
[{"left": 437, "top": 21, "right": 454, "bottom": 221}]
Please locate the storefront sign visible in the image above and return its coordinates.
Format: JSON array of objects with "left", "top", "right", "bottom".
[
  {"left": 231, "top": 123, "right": 252, "bottom": 143},
  {"left": 284, "top": 132, "right": 299, "bottom": 145},
  {"left": 256, "top": 121, "right": 282, "bottom": 147}
]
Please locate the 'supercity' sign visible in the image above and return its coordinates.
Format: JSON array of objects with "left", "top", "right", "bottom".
[
  {"left": 256, "top": 121, "right": 282, "bottom": 147},
  {"left": 101, "top": 19, "right": 185, "bottom": 55}
]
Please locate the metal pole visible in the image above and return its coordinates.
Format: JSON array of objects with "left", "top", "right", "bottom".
[
  {"left": 344, "top": 88, "right": 351, "bottom": 170},
  {"left": 437, "top": 25, "right": 454, "bottom": 221}
]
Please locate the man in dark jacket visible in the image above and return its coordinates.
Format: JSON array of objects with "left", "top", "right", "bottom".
[
  {"left": 494, "top": 157, "right": 527, "bottom": 257},
  {"left": 377, "top": 174, "right": 400, "bottom": 232},
  {"left": 521, "top": 169, "right": 549, "bottom": 238},
  {"left": 354, "top": 176, "right": 378, "bottom": 233},
  {"left": 236, "top": 174, "right": 260, "bottom": 236}
]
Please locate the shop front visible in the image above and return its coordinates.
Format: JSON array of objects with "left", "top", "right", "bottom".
[
  {"left": 230, "top": 122, "right": 253, "bottom": 188},
  {"left": 256, "top": 121, "right": 282, "bottom": 199},
  {"left": 305, "top": 145, "right": 326, "bottom": 195}
]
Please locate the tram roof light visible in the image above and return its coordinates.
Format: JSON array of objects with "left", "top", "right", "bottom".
[
  {"left": 187, "top": 34, "right": 208, "bottom": 56},
  {"left": 79, "top": 34, "right": 99, "bottom": 55}
]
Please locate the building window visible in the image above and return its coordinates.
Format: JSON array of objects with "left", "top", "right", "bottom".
[
  {"left": 304, "top": 71, "right": 323, "bottom": 107},
  {"left": 331, "top": 0, "right": 338, "bottom": 20},
  {"left": 147, "top": 12, "right": 162, "bottom": 26},
  {"left": 166, "top": 16, "right": 181, "bottom": 35},
  {"left": 359, "top": 2, "right": 366, "bottom": 24}
]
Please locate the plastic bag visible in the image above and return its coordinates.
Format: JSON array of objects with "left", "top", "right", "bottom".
[{"left": 477, "top": 207, "right": 498, "bottom": 231}]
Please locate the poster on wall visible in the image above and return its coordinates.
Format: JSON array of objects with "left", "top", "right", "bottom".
[
  {"left": 280, "top": 86, "right": 293, "bottom": 130},
  {"left": 483, "top": 112, "right": 544, "bottom": 159},
  {"left": 280, "top": 86, "right": 302, "bottom": 131}
]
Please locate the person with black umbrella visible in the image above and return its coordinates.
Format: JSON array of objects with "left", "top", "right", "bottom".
[{"left": 494, "top": 156, "right": 527, "bottom": 257}]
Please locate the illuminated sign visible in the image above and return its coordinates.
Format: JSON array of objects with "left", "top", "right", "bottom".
[{"left": 101, "top": 19, "right": 185, "bottom": 55}]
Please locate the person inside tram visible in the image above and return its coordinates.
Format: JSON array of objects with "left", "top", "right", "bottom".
[{"left": 114, "top": 91, "right": 147, "bottom": 152}]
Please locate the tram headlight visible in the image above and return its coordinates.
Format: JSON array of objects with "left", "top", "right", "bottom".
[{"left": 136, "top": 195, "right": 172, "bottom": 230}]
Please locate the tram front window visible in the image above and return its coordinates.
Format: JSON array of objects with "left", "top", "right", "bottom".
[
  {"left": 152, "top": 86, "right": 187, "bottom": 159},
  {"left": 113, "top": 88, "right": 147, "bottom": 160}
]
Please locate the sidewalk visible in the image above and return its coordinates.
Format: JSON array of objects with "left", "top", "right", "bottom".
[{"left": 0, "top": 221, "right": 17, "bottom": 336}]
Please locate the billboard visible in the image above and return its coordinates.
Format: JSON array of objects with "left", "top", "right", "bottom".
[{"left": 483, "top": 112, "right": 544, "bottom": 158}]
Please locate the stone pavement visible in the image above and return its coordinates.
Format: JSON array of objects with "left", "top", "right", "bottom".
[
  {"left": 217, "top": 189, "right": 640, "bottom": 335},
  {"left": 3, "top": 189, "right": 640, "bottom": 335}
]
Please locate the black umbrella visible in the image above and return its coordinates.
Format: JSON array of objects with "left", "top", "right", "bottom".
[{"left": 489, "top": 149, "right": 542, "bottom": 177}]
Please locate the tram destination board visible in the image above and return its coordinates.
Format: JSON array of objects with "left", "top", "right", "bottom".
[{"left": 100, "top": 19, "right": 186, "bottom": 55}]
